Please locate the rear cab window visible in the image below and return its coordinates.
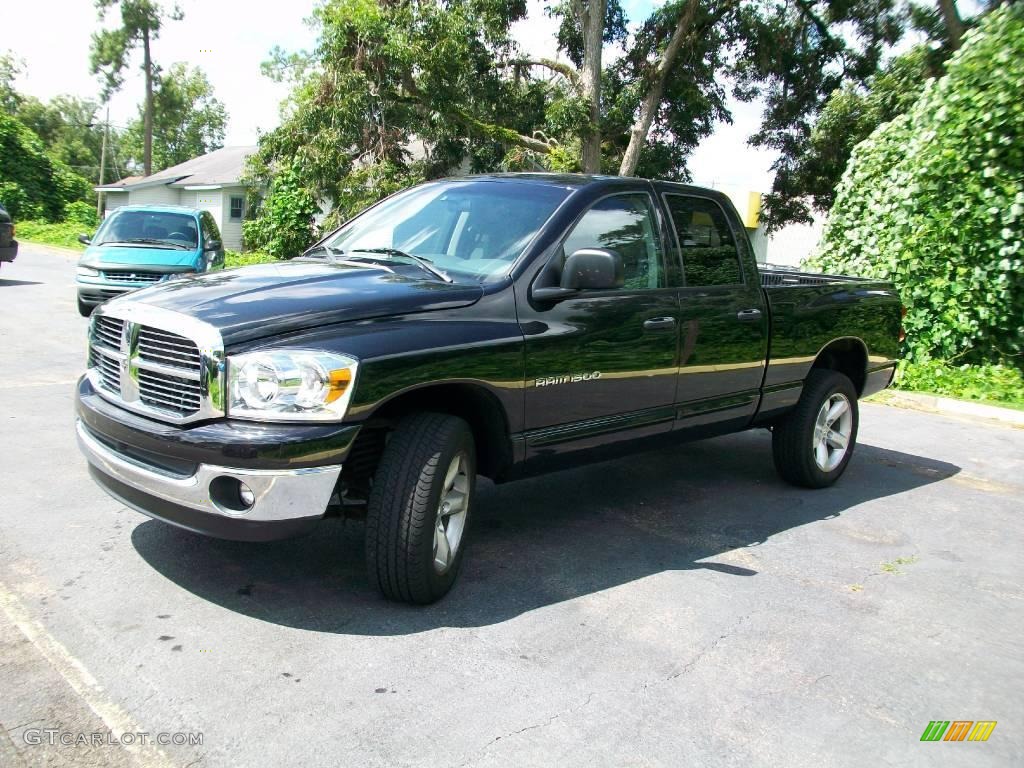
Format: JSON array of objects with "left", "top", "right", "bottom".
[{"left": 663, "top": 194, "right": 744, "bottom": 287}]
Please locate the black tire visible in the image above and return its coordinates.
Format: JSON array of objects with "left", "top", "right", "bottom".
[
  {"left": 77, "top": 298, "right": 94, "bottom": 318},
  {"left": 366, "top": 412, "right": 476, "bottom": 604},
  {"left": 772, "top": 369, "right": 859, "bottom": 489}
]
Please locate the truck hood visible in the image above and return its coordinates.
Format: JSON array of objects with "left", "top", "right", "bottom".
[
  {"left": 106, "top": 261, "right": 485, "bottom": 345},
  {"left": 83, "top": 244, "right": 200, "bottom": 268}
]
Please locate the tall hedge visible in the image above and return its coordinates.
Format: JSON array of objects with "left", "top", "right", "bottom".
[
  {"left": 0, "top": 112, "right": 92, "bottom": 221},
  {"left": 810, "top": 7, "right": 1024, "bottom": 366}
]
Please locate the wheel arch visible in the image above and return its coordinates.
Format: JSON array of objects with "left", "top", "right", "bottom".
[
  {"left": 349, "top": 382, "right": 514, "bottom": 485},
  {"left": 810, "top": 337, "right": 869, "bottom": 396}
]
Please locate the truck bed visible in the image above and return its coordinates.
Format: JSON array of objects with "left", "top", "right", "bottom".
[{"left": 758, "top": 264, "right": 872, "bottom": 287}]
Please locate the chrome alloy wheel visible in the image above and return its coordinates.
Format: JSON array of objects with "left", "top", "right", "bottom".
[
  {"left": 812, "top": 393, "right": 853, "bottom": 472},
  {"left": 433, "top": 452, "right": 470, "bottom": 574}
]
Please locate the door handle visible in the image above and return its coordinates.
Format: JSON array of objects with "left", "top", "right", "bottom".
[
  {"left": 736, "top": 308, "right": 763, "bottom": 322},
  {"left": 643, "top": 316, "right": 677, "bottom": 331}
]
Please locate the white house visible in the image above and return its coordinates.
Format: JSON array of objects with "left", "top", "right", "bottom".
[{"left": 94, "top": 146, "right": 256, "bottom": 251}]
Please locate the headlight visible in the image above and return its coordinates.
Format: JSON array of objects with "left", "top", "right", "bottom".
[
  {"left": 227, "top": 350, "right": 358, "bottom": 422},
  {"left": 77, "top": 266, "right": 100, "bottom": 277}
]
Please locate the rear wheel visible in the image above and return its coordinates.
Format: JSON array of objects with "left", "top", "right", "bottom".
[
  {"left": 77, "top": 297, "right": 94, "bottom": 318},
  {"left": 365, "top": 412, "right": 476, "bottom": 604},
  {"left": 772, "top": 370, "right": 858, "bottom": 488}
]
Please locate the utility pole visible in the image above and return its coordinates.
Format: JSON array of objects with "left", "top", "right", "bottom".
[{"left": 96, "top": 106, "right": 109, "bottom": 221}]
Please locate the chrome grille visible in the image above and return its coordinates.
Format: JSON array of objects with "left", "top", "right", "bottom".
[
  {"left": 89, "top": 347, "right": 121, "bottom": 393},
  {"left": 104, "top": 270, "right": 163, "bottom": 283},
  {"left": 138, "top": 369, "right": 202, "bottom": 412},
  {"left": 138, "top": 327, "right": 202, "bottom": 369},
  {"left": 85, "top": 306, "right": 225, "bottom": 425},
  {"left": 93, "top": 315, "right": 125, "bottom": 352}
]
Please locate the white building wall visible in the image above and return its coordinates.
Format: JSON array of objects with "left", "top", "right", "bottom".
[
  {"left": 103, "top": 193, "right": 129, "bottom": 218},
  {"left": 218, "top": 187, "right": 246, "bottom": 251},
  {"left": 127, "top": 184, "right": 182, "bottom": 207}
]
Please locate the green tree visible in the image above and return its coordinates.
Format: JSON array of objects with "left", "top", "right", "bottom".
[
  {"left": 810, "top": 6, "right": 1024, "bottom": 368},
  {"left": 90, "top": 0, "right": 183, "bottom": 176},
  {"left": 248, "top": 0, "right": 919, "bottom": 253},
  {"left": 0, "top": 51, "right": 24, "bottom": 114},
  {"left": 15, "top": 95, "right": 108, "bottom": 180},
  {"left": 121, "top": 64, "right": 226, "bottom": 172},
  {"left": 0, "top": 112, "right": 91, "bottom": 220}
]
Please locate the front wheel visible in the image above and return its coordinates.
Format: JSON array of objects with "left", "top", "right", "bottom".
[
  {"left": 772, "top": 370, "right": 858, "bottom": 488},
  {"left": 77, "top": 297, "right": 94, "bottom": 318},
  {"left": 365, "top": 412, "right": 476, "bottom": 604}
]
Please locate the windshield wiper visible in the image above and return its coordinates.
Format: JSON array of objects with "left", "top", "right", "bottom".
[
  {"left": 301, "top": 244, "right": 345, "bottom": 258},
  {"left": 349, "top": 247, "right": 453, "bottom": 283},
  {"left": 104, "top": 239, "right": 192, "bottom": 250}
]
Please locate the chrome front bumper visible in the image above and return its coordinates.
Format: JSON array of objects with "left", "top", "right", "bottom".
[{"left": 76, "top": 419, "right": 341, "bottom": 535}]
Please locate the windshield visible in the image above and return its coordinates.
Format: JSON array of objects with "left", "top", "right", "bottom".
[
  {"left": 318, "top": 180, "right": 571, "bottom": 283},
  {"left": 95, "top": 210, "right": 199, "bottom": 249}
]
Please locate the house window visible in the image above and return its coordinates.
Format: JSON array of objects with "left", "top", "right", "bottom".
[{"left": 229, "top": 195, "right": 244, "bottom": 222}]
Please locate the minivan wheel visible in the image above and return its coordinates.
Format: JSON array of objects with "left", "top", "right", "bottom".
[
  {"left": 772, "top": 370, "right": 859, "bottom": 488},
  {"left": 77, "top": 298, "right": 94, "bottom": 318},
  {"left": 365, "top": 412, "right": 476, "bottom": 604}
]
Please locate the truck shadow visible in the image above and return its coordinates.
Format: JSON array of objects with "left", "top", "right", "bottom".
[{"left": 130, "top": 429, "right": 960, "bottom": 635}]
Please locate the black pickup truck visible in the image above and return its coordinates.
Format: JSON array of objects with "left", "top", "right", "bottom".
[
  {"left": 75, "top": 174, "right": 901, "bottom": 603},
  {"left": 0, "top": 202, "right": 17, "bottom": 268}
]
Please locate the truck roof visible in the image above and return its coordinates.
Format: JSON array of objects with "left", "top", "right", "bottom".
[{"left": 440, "top": 172, "right": 735, "bottom": 204}]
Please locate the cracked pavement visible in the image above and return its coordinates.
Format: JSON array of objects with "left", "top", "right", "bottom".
[{"left": 1, "top": 245, "right": 1021, "bottom": 767}]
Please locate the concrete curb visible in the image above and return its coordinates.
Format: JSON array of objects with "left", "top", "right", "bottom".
[{"left": 867, "top": 390, "right": 1024, "bottom": 427}]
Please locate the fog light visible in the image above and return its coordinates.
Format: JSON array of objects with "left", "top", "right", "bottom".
[
  {"left": 209, "top": 476, "right": 256, "bottom": 513},
  {"left": 238, "top": 482, "right": 255, "bottom": 508}
]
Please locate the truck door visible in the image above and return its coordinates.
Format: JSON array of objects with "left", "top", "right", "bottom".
[
  {"left": 519, "top": 190, "right": 681, "bottom": 453},
  {"left": 659, "top": 191, "right": 768, "bottom": 429}
]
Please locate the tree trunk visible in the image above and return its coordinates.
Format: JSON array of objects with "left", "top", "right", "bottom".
[
  {"left": 619, "top": 0, "right": 701, "bottom": 177},
  {"left": 142, "top": 27, "right": 153, "bottom": 176},
  {"left": 937, "top": 0, "right": 964, "bottom": 50},
  {"left": 577, "top": 0, "right": 606, "bottom": 174}
]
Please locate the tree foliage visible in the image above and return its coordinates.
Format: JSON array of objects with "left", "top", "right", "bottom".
[
  {"left": 91, "top": 0, "right": 183, "bottom": 175},
  {"left": 15, "top": 94, "right": 108, "bottom": 179},
  {"left": 0, "top": 112, "right": 91, "bottom": 221},
  {"left": 810, "top": 6, "right": 1024, "bottom": 367},
  {"left": 121, "top": 63, "right": 226, "bottom": 172},
  {"left": 242, "top": 163, "right": 320, "bottom": 259}
]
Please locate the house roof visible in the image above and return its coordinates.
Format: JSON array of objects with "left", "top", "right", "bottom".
[{"left": 94, "top": 145, "right": 256, "bottom": 192}]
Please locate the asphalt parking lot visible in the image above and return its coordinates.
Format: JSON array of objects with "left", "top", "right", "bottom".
[{"left": 1, "top": 243, "right": 1021, "bottom": 768}]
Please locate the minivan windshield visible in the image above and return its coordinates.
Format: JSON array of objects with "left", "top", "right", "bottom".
[
  {"left": 95, "top": 210, "right": 198, "bottom": 249},
  {"left": 315, "top": 180, "right": 571, "bottom": 283}
]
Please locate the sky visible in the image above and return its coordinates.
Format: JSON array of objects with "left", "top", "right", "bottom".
[{"left": 7, "top": 0, "right": 778, "bottom": 191}]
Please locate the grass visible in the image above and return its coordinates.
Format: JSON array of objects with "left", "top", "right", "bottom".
[
  {"left": 880, "top": 555, "right": 918, "bottom": 575},
  {"left": 892, "top": 360, "right": 1024, "bottom": 409},
  {"left": 224, "top": 250, "right": 277, "bottom": 268},
  {"left": 15, "top": 220, "right": 88, "bottom": 250}
]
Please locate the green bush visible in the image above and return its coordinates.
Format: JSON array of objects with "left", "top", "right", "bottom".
[
  {"left": 895, "top": 360, "right": 1024, "bottom": 407},
  {"left": 810, "top": 7, "right": 1024, "bottom": 369},
  {"left": 15, "top": 220, "right": 88, "bottom": 250},
  {"left": 224, "top": 250, "right": 277, "bottom": 268},
  {"left": 0, "top": 113, "right": 91, "bottom": 221},
  {"left": 242, "top": 164, "right": 319, "bottom": 259},
  {"left": 63, "top": 200, "right": 99, "bottom": 229}
]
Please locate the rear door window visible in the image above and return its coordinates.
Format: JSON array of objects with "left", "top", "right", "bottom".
[{"left": 663, "top": 194, "right": 743, "bottom": 286}]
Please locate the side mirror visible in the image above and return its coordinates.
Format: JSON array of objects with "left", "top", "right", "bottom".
[
  {"left": 562, "top": 248, "right": 623, "bottom": 290},
  {"left": 531, "top": 248, "right": 624, "bottom": 303},
  {"left": 78, "top": 234, "right": 92, "bottom": 245},
  {"left": 205, "top": 240, "right": 222, "bottom": 252}
]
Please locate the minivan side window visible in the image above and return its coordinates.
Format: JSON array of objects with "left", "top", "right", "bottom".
[
  {"left": 663, "top": 194, "right": 743, "bottom": 286},
  {"left": 201, "top": 212, "right": 221, "bottom": 246},
  {"left": 562, "top": 193, "right": 664, "bottom": 290}
]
